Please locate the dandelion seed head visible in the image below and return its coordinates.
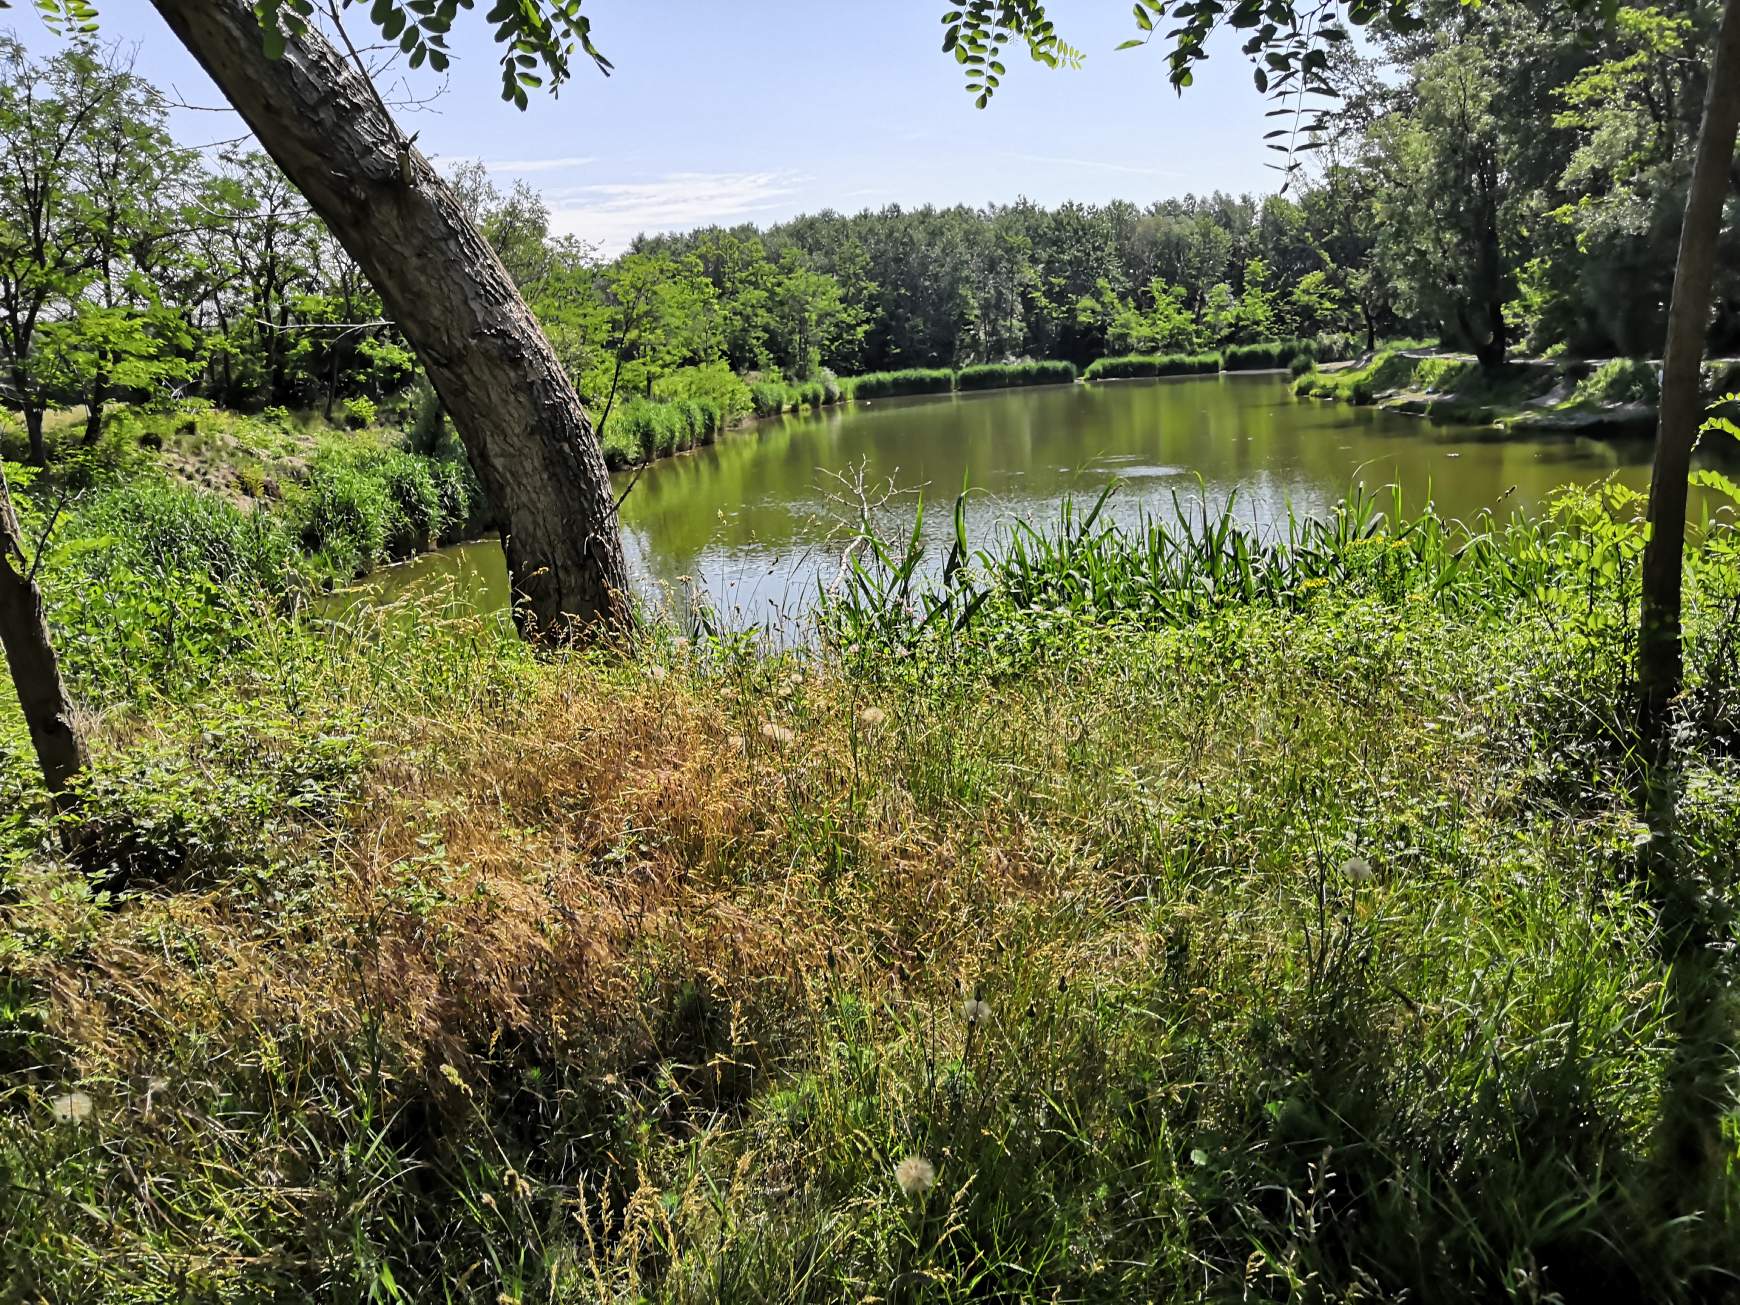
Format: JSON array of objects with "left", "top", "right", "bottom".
[
  {"left": 1340, "top": 855, "right": 1375, "bottom": 884},
  {"left": 895, "top": 1155, "right": 935, "bottom": 1198},
  {"left": 962, "top": 998, "right": 992, "bottom": 1025},
  {"left": 760, "top": 722, "right": 795, "bottom": 746},
  {"left": 857, "top": 706, "right": 887, "bottom": 729},
  {"left": 50, "top": 1091, "right": 93, "bottom": 1123},
  {"left": 645, "top": 664, "right": 668, "bottom": 683}
]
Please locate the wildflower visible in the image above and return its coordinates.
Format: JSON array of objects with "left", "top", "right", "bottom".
[
  {"left": 760, "top": 722, "right": 795, "bottom": 746},
  {"left": 672, "top": 637, "right": 691, "bottom": 655},
  {"left": 895, "top": 1155, "right": 936, "bottom": 1198},
  {"left": 1340, "top": 855, "right": 1375, "bottom": 884},
  {"left": 50, "top": 1091, "right": 93, "bottom": 1123},
  {"left": 645, "top": 664, "right": 668, "bottom": 683},
  {"left": 961, "top": 997, "right": 992, "bottom": 1025},
  {"left": 857, "top": 705, "right": 887, "bottom": 730}
]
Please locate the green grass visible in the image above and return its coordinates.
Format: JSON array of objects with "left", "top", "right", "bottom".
[
  {"left": 1223, "top": 338, "right": 1318, "bottom": 371},
  {"left": 844, "top": 368, "right": 958, "bottom": 400},
  {"left": 1084, "top": 351, "right": 1222, "bottom": 380},
  {"left": 954, "top": 360, "right": 1078, "bottom": 390},
  {"left": 4, "top": 467, "right": 1740, "bottom": 1301}
]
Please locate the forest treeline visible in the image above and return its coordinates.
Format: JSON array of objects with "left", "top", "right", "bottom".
[{"left": 5, "top": 0, "right": 1735, "bottom": 469}]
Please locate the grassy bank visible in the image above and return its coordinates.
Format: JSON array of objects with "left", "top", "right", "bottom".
[
  {"left": 1084, "top": 336, "right": 1360, "bottom": 383},
  {"left": 4, "top": 464, "right": 1740, "bottom": 1300},
  {"left": 1291, "top": 350, "right": 1727, "bottom": 433}
]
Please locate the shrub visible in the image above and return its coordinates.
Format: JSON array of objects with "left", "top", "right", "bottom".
[
  {"left": 749, "top": 379, "right": 792, "bottom": 418},
  {"left": 654, "top": 362, "right": 754, "bottom": 427},
  {"left": 1575, "top": 358, "right": 1661, "bottom": 406},
  {"left": 795, "top": 380, "right": 826, "bottom": 409},
  {"left": 292, "top": 454, "right": 394, "bottom": 573},
  {"left": 1413, "top": 357, "right": 1474, "bottom": 392},
  {"left": 844, "top": 369, "right": 955, "bottom": 399},
  {"left": 956, "top": 360, "right": 1077, "bottom": 390},
  {"left": 1084, "top": 353, "right": 1222, "bottom": 380},
  {"left": 371, "top": 450, "right": 442, "bottom": 558},
  {"left": 1288, "top": 352, "right": 1315, "bottom": 378},
  {"left": 1223, "top": 339, "right": 1315, "bottom": 371},
  {"left": 341, "top": 395, "right": 378, "bottom": 429}
]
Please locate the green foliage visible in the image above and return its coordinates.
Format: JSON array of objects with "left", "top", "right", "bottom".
[
  {"left": 600, "top": 396, "right": 729, "bottom": 468},
  {"left": 844, "top": 368, "right": 956, "bottom": 399},
  {"left": 1575, "top": 358, "right": 1661, "bottom": 406},
  {"left": 955, "top": 360, "right": 1077, "bottom": 390},
  {"left": 653, "top": 362, "right": 753, "bottom": 426},
  {"left": 340, "top": 395, "right": 378, "bottom": 429},
  {"left": 6, "top": 479, "right": 1739, "bottom": 1299},
  {"left": 1084, "top": 352, "right": 1222, "bottom": 380},
  {"left": 1223, "top": 338, "right": 1316, "bottom": 371}
]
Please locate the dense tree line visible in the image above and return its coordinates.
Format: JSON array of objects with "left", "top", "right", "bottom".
[{"left": 3, "top": 0, "right": 1735, "bottom": 474}]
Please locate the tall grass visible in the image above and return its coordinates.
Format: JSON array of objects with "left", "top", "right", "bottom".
[
  {"left": 601, "top": 395, "right": 725, "bottom": 467},
  {"left": 1084, "top": 352, "right": 1222, "bottom": 380},
  {"left": 844, "top": 368, "right": 957, "bottom": 399},
  {"left": 1223, "top": 338, "right": 1318, "bottom": 370},
  {"left": 5, "top": 465, "right": 1740, "bottom": 1300},
  {"left": 954, "top": 360, "right": 1078, "bottom": 390}
]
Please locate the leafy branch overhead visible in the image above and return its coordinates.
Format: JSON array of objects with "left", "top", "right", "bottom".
[
  {"left": 11, "top": 0, "right": 614, "bottom": 109},
  {"left": 940, "top": 0, "right": 1423, "bottom": 182}
]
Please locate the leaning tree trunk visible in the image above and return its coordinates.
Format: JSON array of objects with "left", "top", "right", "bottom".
[
  {"left": 0, "top": 466, "right": 87, "bottom": 799},
  {"left": 148, "top": 0, "right": 631, "bottom": 641},
  {"left": 1637, "top": 0, "right": 1740, "bottom": 745}
]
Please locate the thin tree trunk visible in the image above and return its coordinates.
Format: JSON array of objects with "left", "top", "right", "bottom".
[
  {"left": 0, "top": 466, "right": 87, "bottom": 798},
  {"left": 148, "top": 0, "right": 631, "bottom": 640},
  {"left": 1638, "top": 0, "right": 1740, "bottom": 744},
  {"left": 83, "top": 385, "right": 106, "bottom": 446},
  {"left": 23, "top": 406, "right": 46, "bottom": 467}
]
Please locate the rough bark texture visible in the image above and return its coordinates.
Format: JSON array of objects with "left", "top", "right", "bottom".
[
  {"left": 1638, "top": 0, "right": 1740, "bottom": 742},
  {"left": 0, "top": 467, "right": 86, "bottom": 796},
  {"left": 148, "top": 0, "right": 630, "bottom": 641}
]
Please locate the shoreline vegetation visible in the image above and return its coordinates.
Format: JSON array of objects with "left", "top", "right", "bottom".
[
  {"left": 7, "top": 475, "right": 1740, "bottom": 1300},
  {"left": 1292, "top": 349, "right": 1732, "bottom": 435}
]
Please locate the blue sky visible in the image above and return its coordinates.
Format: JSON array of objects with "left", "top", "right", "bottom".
[{"left": 12, "top": 1, "right": 1286, "bottom": 253}]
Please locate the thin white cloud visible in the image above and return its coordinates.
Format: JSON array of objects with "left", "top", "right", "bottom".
[
  {"left": 545, "top": 170, "right": 806, "bottom": 254},
  {"left": 1005, "top": 152, "right": 1182, "bottom": 179},
  {"left": 482, "top": 155, "right": 600, "bottom": 174}
]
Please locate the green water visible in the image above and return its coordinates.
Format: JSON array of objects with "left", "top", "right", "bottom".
[{"left": 343, "top": 373, "right": 1678, "bottom": 632}]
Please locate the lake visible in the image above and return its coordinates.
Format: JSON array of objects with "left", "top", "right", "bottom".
[{"left": 342, "top": 372, "right": 1683, "bottom": 634}]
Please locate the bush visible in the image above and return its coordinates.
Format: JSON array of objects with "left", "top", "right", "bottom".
[
  {"left": 1575, "top": 358, "right": 1661, "bottom": 406},
  {"left": 654, "top": 362, "right": 754, "bottom": 427},
  {"left": 1288, "top": 352, "right": 1315, "bottom": 378},
  {"left": 844, "top": 368, "right": 955, "bottom": 399},
  {"left": 292, "top": 454, "right": 394, "bottom": 573},
  {"left": 956, "top": 360, "right": 1077, "bottom": 390},
  {"left": 340, "top": 395, "right": 378, "bottom": 429},
  {"left": 372, "top": 450, "right": 442, "bottom": 558},
  {"left": 1223, "top": 339, "right": 1316, "bottom": 371},
  {"left": 748, "top": 379, "right": 793, "bottom": 418},
  {"left": 1085, "top": 352, "right": 1223, "bottom": 380}
]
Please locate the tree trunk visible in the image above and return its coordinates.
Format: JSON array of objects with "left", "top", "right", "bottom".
[
  {"left": 1637, "top": 0, "right": 1740, "bottom": 745},
  {"left": 23, "top": 406, "right": 46, "bottom": 467},
  {"left": 147, "top": 0, "right": 631, "bottom": 641},
  {"left": 83, "top": 386, "right": 106, "bottom": 446},
  {"left": 0, "top": 466, "right": 87, "bottom": 799}
]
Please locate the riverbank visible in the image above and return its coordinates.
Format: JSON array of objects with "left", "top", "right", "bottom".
[
  {"left": 5, "top": 484, "right": 1739, "bottom": 1301},
  {"left": 1292, "top": 349, "right": 1736, "bottom": 434}
]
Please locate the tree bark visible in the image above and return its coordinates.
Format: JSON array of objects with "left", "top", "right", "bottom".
[
  {"left": 147, "top": 0, "right": 631, "bottom": 641},
  {"left": 0, "top": 466, "right": 87, "bottom": 798},
  {"left": 1637, "top": 0, "right": 1740, "bottom": 745},
  {"left": 23, "top": 406, "right": 46, "bottom": 467}
]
